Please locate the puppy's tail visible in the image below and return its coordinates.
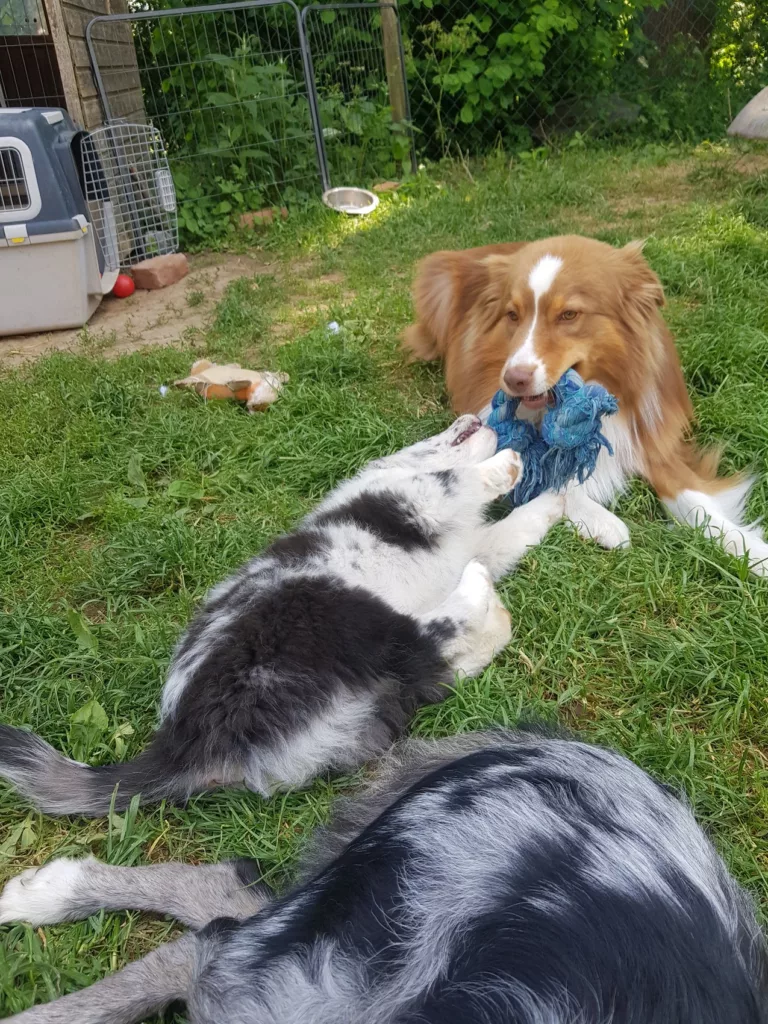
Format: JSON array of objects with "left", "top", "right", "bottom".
[
  {"left": 0, "top": 724, "right": 216, "bottom": 817},
  {"left": 648, "top": 444, "right": 768, "bottom": 576}
]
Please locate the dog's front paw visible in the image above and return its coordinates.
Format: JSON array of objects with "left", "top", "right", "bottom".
[
  {"left": 477, "top": 449, "right": 523, "bottom": 498},
  {"left": 455, "top": 558, "right": 496, "bottom": 612},
  {"left": 0, "top": 857, "right": 91, "bottom": 926},
  {"left": 450, "top": 560, "right": 512, "bottom": 678},
  {"left": 526, "top": 490, "right": 566, "bottom": 527},
  {"left": 566, "top": 495, "right": 630, "bottom": 550}
]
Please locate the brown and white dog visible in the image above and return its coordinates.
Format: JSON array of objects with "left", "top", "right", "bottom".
[{"left": 403, "top": 235, "right": 767, "bottom": 574}]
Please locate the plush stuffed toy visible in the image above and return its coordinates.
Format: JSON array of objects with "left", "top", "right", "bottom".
[
  {"left": 486, "top": 368, "right": 618, "bottom": 506},
  {"left": 174, "top": 360, "right": 288, "bottom": 413}
]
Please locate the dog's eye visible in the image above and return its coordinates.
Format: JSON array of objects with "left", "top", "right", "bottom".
[
  {"left": 506, "top": 310, "right": 519, "bottom": 322},
  {"left": 559, "top": 310, "right": 578, "bottom": 321}
]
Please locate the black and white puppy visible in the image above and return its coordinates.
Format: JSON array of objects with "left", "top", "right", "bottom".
[
  {"left": 2, "top": 727, "right": 766, "bottom": 1023},
  {"left": 0, "top": 416, "right": 563, "bottom": 816}
]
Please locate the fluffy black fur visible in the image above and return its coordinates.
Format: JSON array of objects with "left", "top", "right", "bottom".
[
  {"left": 191, "top": 730, "right": 768, "bottom": 1024},
  {"left": 0, "top": 416, "right": 529, "bottom": 817},
  {"left": 164, "top": 576, "right": 450, "bottom": 765},
  {"left": 3, "top": 730, "right": 766, "bottom": 1024},
  {"left": 313, "top": 490, "right": 439, "bottom": 550},
  {"left": 0, "top": 570, "right": 451, "bottom": 816}
]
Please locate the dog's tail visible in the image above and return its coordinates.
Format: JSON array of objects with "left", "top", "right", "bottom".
[
  {"left": 0, "top": 723, "right": 219, "bottom": 817},
  {"left": 648, "top": 444, "right": 768, "bottom": 576}
]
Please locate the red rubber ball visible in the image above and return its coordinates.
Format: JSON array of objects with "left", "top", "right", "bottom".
[{"left": 113, "top": 274, "right": 135, "bottom": 298}]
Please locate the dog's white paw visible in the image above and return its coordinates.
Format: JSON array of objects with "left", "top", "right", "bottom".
[
  {"left": 571, "top": 508, "right": 631, "bottom": 549},
  {"left": 482, "top": 588, "right": 513, "bottom": 654},
  {"left": 0, "top": 857, "right": 91, "bottom": 926},
  {"left": 723, "top": 526, "right": 768, "bottom": 577},
  {"left": 458, "top": 557, "right": 494, "bottom": 589},
  {"left": 565, "top": 490, "right": 630, "bottom": 550},
  {"left": 455, "top": 559, "right": 495, "bottom": 610},
  {"left": 477, "top": 450, "right": 523, "bottom": 498},
  {"left": 526, "top": 490, "right": 566, "bottom": 528},
  {"left": 450, "top": 559, "right": 512, "bottom": 677}
]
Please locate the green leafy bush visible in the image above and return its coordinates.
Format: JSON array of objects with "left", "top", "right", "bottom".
[
  {"left": 132, "top": 6, "right": 411, "bottom": 244},
  {"left": 124, "top": 0, "right": 767, "bottom": 243},
  {"left": 399, "top": 0, "right": 768, "bottom": 152}
]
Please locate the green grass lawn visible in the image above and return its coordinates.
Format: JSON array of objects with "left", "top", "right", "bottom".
[{"left": 2, "top": 141, "right": 768, "bottom": 1018}]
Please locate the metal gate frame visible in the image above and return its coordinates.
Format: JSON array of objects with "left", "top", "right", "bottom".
[
  {"left": 301, "top": 2, "right": 417, "bottom": 184},
  {"left": 86, "top": 0, "right": 327, "bottom": 195},
  {"left": 85, "top": 0, "right": 416, "bottom": 198}
]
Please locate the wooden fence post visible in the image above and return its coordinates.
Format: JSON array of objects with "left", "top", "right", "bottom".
[
  {"left": 42, "top": 0, "right": 84, "bottom": 125},
  {"left": 381, "top": 4, "right": 406, "bottom": 124}
]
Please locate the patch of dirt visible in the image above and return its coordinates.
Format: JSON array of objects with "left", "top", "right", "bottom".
[
  {"left": 0, "top": 252, "right": 275, "bottom": 367},
  {"left": 731, "top": 153, "right": 768, "bottom": 176},
  {"left": 81, "top": 600, "right": 107, "bottom": 623},
  {"left": 607, "top": 160, "right": 697, "bottom": 214}
]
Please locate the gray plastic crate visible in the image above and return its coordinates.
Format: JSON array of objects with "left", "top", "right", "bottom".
[{"left": 0, "top": 107, "right": 116, "bottom": 337}]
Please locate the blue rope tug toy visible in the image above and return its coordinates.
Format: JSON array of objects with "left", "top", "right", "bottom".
[{"left": 486, "top": 368, "right": 619, "bottom": 507}]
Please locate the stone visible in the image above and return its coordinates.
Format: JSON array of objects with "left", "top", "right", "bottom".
[
  {"left": 132, "top": 253, "right": 189, "bottom": 290},
  {"left": 728, "top": 87, "right": 768, "bottom": 140},
  {"left": 239, "top": 207, "right": 288, "bottom": 229},
  {"left": 372, "top": 181, "right": 401, "bottom": 193}
]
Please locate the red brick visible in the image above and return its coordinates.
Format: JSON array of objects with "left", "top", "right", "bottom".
[
  {"left": 132, "top": 253, "right": 189, "bottom": 290},
  {"left": 239, "top": 207, "right": 288, "bottom": 229}
]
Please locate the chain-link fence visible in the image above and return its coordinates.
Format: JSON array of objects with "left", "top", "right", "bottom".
[
  {"left": 397, "top": 0, "right": 767, "bottom": 156},
  {"left": 76, "top": 0, "right": 765, "bottom": 247}
]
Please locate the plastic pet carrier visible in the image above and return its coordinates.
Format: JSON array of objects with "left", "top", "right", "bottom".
[{"left": 0, "top": 108, "right": 177, "bottom": 338}]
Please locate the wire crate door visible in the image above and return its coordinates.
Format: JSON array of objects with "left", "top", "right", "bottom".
[
  {"left": 81, "top": 122, "right": 178, "bottom": 271},
  {"left": 302, "top": 2, "right": 417, "bottom": 190}
]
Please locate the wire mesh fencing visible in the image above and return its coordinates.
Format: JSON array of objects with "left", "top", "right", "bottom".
[
  {"left": 81, "top": 0, "right": 765, "bottom": 246},
  {"left": 87, "top": 0, "right": 324, "bottom": 243},
  {"left": 393, "top": 0, "right": 766, "bottom": 157},
  {"left": 302, "top": 2, "right": 416, "bottom": 187}
]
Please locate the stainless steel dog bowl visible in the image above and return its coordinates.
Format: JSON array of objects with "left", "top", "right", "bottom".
[{"left": 322, "top": 187, "right": 379, "bottom": 216}]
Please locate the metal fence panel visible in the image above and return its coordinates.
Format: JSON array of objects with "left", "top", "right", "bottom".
[
  {"left": 86, "top": 0, "right": 325, "bottom": 242},
  {"left": 302, "top": 2, "right": 417, "bottom": 189}
]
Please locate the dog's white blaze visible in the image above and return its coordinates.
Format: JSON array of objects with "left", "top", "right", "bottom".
[
  {"left": 503, "top": 254, "right": 563, "bottom": 395},
  {"left": 528, "top": 254, "right": 563, "bottom": 299}
]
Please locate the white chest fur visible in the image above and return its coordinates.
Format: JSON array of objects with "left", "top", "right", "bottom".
[{"left": 582, "top": 414, "right": 640, "bottom": 507}]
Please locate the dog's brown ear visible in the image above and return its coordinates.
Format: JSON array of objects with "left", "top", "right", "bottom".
[
  {"left": 622, "top": 238, "right": 647, "bottom": 257},
  {"left": 470, "top": 254, "right": 515, "bottom": 328},
  {"left": 618, "top": 241, "right": 665, "bottom": 342},
  {"left": 406, "top": 251, "right": 461, "bottom": 358},
  {"left": 620, "top": 240, "right": 665, "bottom": 308}
]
